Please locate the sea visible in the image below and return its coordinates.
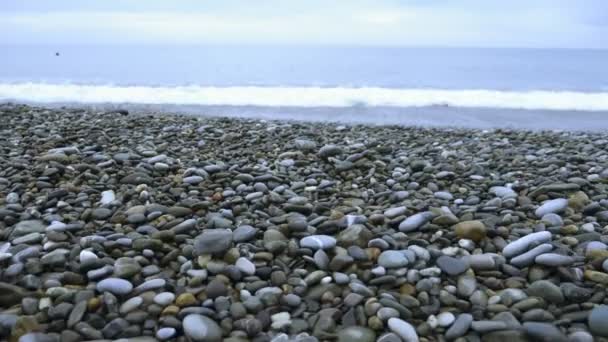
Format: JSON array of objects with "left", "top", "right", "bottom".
[{"left": 1, "top": 45, "right": 608, "bottom": 130}]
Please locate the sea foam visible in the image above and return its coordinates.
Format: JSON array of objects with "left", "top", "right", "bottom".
[{"left": 1, "top": 83, "right": 607, "bottom": 111}]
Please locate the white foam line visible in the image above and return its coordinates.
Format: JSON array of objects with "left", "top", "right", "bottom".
[{"left": 1, "top": 83, "right": 608, "bottom": 111}]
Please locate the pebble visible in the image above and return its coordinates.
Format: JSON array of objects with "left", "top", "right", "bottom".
[
  {"left": 96, "top": 278, "right": 133, "bottom": 295},
  {"left": 388, "top": 318, "right": 419, "bottom": 342},
  {"left": 436, "top": 255, "right": 469, "bottom": 275},
  {"left": 502, "top": 231, "right": 552, "bottom": 258},
  {"left": 535, "top": 198, "right": 568, "bottom": 217},
  {"left": 445, "top": 313, "right": 473, "bottom": 339},
  {"left": 399, "top": 212, "right": 434, "bottom": 232},
  {"left": 236, "top": 257, "right": 256, "bottom": 275},
  {"left": 300, "top": 235, "right": 337, "bottom": 250},
  {"left": 183, "top": 314, "right": 223, "bottom": 342},
  {"left": 378, "top": 251, "right": 409, "bottom": 268},
  {"left": 194, "top": 229, "right": 233, "bottom": 254},
  {"left": 588, "top": 305, "right": 608, "bottom": 337}
]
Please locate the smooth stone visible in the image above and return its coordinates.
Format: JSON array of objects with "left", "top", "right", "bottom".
[
  {"left": 300, "top": 235, "right": 336, "bottom": 250},
  {"left": 399, "top": 212, "right": 434, "bottom": 232},
  {"left": 603, "top": 259, "right": 608, "bottom": 272},
  {"left": 526, "top": 280, "right": 564, "bottom": 304},
  {"left": 10, "top": 220, "right": 45, "bottom": 238},
  {"left": 437, "top": 312, "right": 455, "bottom": 327},
  {"left": 541, "top": 213, "right": 563, "bottom": 227},
  {"left": 120, "top": 296, "right": 143, "bottom": 314},
  {"left": 194, "top": 229, "right": 233, "bottom": 255},
  {"left": 384, "top": 207, "right": 407, "bottom": 219},
  {"left": 535, "top": 198, "right": 568, "bottom": 217},
  {"left": 154, "top": 292, "right": 175, "bottom": 306},
  {"left": 510, "top": 244, "right": 553, "bottom": 268},
  {"left": 454, "top": 220, "right": 487, "bottom": 242},
  {"left": 378, "top": 251, "right": 409, "bottom": 268},
  {"left": 445, "top": 313, "right": 473, "bottom": 340},
  {"left": 436, "top": 255, "right": 469, "bottom": 276},
  {"left": 568, "top": 331, "right": 594, "bottom": 342},
  {"left": 96, "top": 278, "right": 133, "bottom": 295},
  {"left": 236, "top": 257, "right": 256, "bottom": 275},
  {"left": 534, "top": 253, "right": 574, "bottom": 267},
  {"left": 183, "top": 314, "right": 223, "bottom": 342},
  {"left": 156, "top": 327, "right": 176, "bottom": 340},
  {"left": 388, "top": 318, "right": 419, "bottom": 342},
  {"left": 100, "top": 190, "right": 116, "bottom": 205},
  {"left": 471, "top": 320, "right": 508, "bottom": 333},
  {"left": 233, "top": 225, "right": 257, "bottom": 242},
  {"left": 337, "top": 326, "right": 376, "bottom": 342},
  {"left": 588, "top": 305, "right": 608, "bottom": 337},
  {"left": 502, "top": 231, "right": 552, "bottom": 258},
  {"left": 67, "top": 300, "right": 87, "bottom": 328},
  {"left": 523, "top": 322, "right": 567, "bottom": 342}
]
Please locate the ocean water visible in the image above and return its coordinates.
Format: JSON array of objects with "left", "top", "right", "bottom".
[{"left": 1, "top": 45, "right": 608, "bottom": 128}]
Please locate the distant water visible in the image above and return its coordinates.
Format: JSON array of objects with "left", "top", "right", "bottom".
[{"left": 1, "top": 45, "right": 608, "bottom": 127}]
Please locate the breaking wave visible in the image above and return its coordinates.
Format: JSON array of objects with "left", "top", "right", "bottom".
[{"left": 1, "top": 82, "right": 608, "bottom": 111}]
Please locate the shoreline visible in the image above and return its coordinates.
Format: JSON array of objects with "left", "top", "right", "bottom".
[
  {"left": 4, "top": 101, "right": 608, "bottom": 132},
  {"left": 1, "top": 103, "right": 608, "bottom": 341}
]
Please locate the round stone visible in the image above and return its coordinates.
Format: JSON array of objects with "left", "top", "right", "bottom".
[
  {"left": 378, "top": 251, "right": 409, "bottom": 268},
  {"left": 154, "top": 292, "right": 175, "bottom": 306},
  {"left": 194, "top": 229, "right": 233, "bottom": 255},
  {"left": 236, "top": 257, "right": 256, "bottom": 275},
  {"left": 156, "top": 327, "right": 176, "bottom": 340},
  {"left": 589, "top": 305, "right": 608, "bottom": 337},
  {"left": 454, "top": 220, "right": 487, "bottom": 242},
  {"left": 183, "top": 314, "right": 223, "bottom": 342},
  {"left": 437, "top": 312, "right": 456, "bottom": 327}
]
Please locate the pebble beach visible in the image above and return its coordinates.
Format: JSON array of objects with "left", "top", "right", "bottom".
[{"left": 2, "top": 103, "right": 608, "bottom": 342}]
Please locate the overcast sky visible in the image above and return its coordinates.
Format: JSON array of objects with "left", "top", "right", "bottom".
[{"left": 1, "top": 0, "right": 606, "bottom": 48}]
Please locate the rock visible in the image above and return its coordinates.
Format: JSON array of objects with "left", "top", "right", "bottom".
[
  {"left": 336, "top": 224, "right": 373, "bottom": 247},
  {"left": 96, "top": 278, "right": 133, "bottom": 295},
  {"left": 523, "top": 322, "right": 567, "bottom": 342},
  {"left": 67, "top": 300, "right": 87, "bottom": 328},
  {"left": 534, "top": 253, "right": 574, "bottom": 267},
  {"left": 378, "top": 251, "right": 409, "bottom": 268},
  {"left": 388, "top": 318, "right": 419, "bottom": 342},
  {"left": 154, "top": 292, "right": 176, "bottom": 306},
  {"left": 318, "top": 144, "right": 342, "bottom": 158},
  {"left": 233, "top": 225, "right": 257, "bottom": 242},
  {"left": 510, "top": 244, "right": 553, "bottom": 268},
  {"left": 526, "top": 280, "right": 564, "bottom": 304},
  {"left": 436, "top": 256, "right": 469, "bottom": 276},
  {"left": 10, "top": 220, "right": 45, "bottom": 239},
  {"left": 183, "top": 314, "right": 223, "bottom": 342},
  {"left": 120, "top": 172, "right": 153, "bottom": 185},
  {"left": 384, "top": 206, "right": 407, "bottom": 219},
  {"left": 502, "top": 231, "right": 552, "bottom": 258},
  {"left": 445, "top": 313, "right": 473, "bottom": 340},
  {"left": 100, "top": 190, "right": 116, "bottom": 205},
  {"left": 588, "top": 305, "right": 608, "bottom": 337},
  {"left": 454, "top": 220, "right": 487, "bottom": 242},
  {"left": 337, "top": 326, "right": 376, "bottom": 342},
  {"left": 399, "top": 212, "right": 434, "bottom": 232},
  {"left": 236, "top": 257, "right": 256, "bottom": 275},
  {"left": 541, "top": 213, "right": 563, "bottom": 227},
  {"left": 437, "top": 312, "right": 455, "bottom": 327},
  {"left": 535, "top": 198, "right": 568, "bottom": 217},
  {"left": 300, "top": 235, "right": 337, "bottom": 250},
  {"left": 194, "top": 229, "right": 233, "bottom": 255},
  {"left": 0, "top": 282, "right": 26, "bottom": 307},
  {"left": 156, "top": 327, "right": 176, "bottom": 340},
  {"left": 206, "top": 278, "right": 227, "bottom": 299}
]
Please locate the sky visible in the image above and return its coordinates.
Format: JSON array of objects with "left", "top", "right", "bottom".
[{"left": 1, "top": 0, "right": 606, "bottom": 48}]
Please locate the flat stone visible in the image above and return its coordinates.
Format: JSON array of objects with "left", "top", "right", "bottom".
[
  {"left": 510, "top": 243, "right": 553, "bottom": 268},
  {"left": 523, "top": 322, "right": 567, "bottom": 342},
  {"left": 526, "top": 280, "right": 564, "bottom": 304},
  {"left": 378, "top": 251, "right": 409, "bottom": 268},
  {"left": 96, "top": 278, "right": 133, "bottom": 295},
  {"left": 235, "top": 257, "right": 256, "bottom": 275},
  {"left": 233, "top": 225, "right": 257, "bottom": 242},
  {"left": 300, "top": 235, "right": 336, "bottom": 250},
  {"left": 534, "top": 253, "right": 574, "bottom": 267},
  {"left": 194, "top": 229, "right": 233, "bottom": 255},
  {"left": 399, "top": 212, "right": 434, "bottom": 232},
  {"left": 445, "top": 313, "right": 473, "bottom": 339},
  {"left": 436, "top": 255, "right": 469, "bottom": 275},
  {"left": 337, "top": 326, "right": 376, "bottom": 342}
]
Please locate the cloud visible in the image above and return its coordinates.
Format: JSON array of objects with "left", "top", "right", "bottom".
[{"left": 0, "top": 0, "right": 606, "bottom": 48}]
